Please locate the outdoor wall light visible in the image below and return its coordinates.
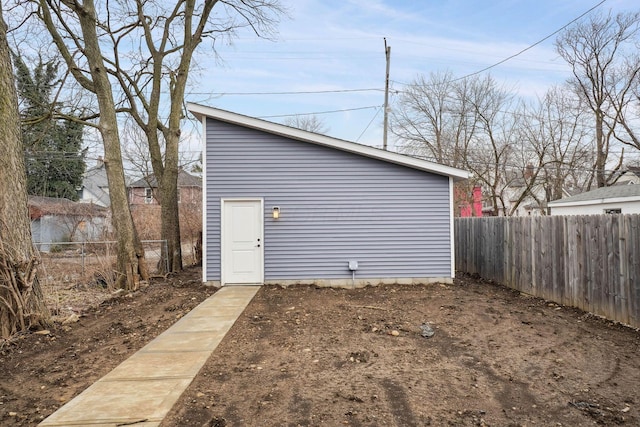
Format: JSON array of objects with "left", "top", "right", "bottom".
[{"left": 272, "top": 206, "right": 280, "bottom": 219}]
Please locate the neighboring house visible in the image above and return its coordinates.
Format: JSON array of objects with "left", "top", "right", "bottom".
[
  {"left": 481, "top": 185, "right": 545, "bottom": 216},
  {"left": 548, "top": 185, "right": 640, "bottom": 215},
  {"left": 502, "top": 182, "right": 560, "bottom": 217},
  {"left": 614, "top": 166, "right": 640, "bottom": 185},
  {"left": 77, "top": 157, "right": 110, "bottom": 207},
  {"left": 481, "top": 179, "right": 572, "bottom": 217},
  {"left": 29, "top": 195, "right": 110, "bottom": 251},
  {"left": 128, "top": 170, "right": 202, "bottom": 205},
  {"left": 188, "top": 103, "right": 469, "bottom": 287}
]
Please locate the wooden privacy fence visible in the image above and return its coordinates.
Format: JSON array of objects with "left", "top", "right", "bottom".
[{"left": 455, "top": 215, "right": 640, "bottom": 329}]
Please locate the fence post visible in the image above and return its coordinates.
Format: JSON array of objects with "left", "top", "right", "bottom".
[
  {"left": 164, "top": 239, "right": 169, "bottom": 273},
  {"left": 81, "top": 241, "right": 86, "bottom": 279}
]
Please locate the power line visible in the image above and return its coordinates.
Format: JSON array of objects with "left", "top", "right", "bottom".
[
  {"left": 391, "top": 0, "right": 608, "bottom": 87},
  {"left": 186, "top": 88, "right": 384, "bottom": 96},
  {"left": 356, "top": 106, "right": 383, "bottom": 143},
  {"left": 119, "top": 2, "right": 609, "bottom": 103},
  {"left": 453, "top": 0, "right": 608, "bottom": 81},
  {"left": 386, "top": 82, "right": 640, "bottom": 131}
]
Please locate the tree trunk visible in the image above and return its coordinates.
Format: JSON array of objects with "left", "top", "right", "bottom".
[
  {"left": 143, "top": 127, "right": 182, "bottom": 274},
  {"left": 75, "top": 0, "right": 148, "bottom": 289},
  {"left": 159, "top": 166, "right": 183, "bottom": 272},
  {"left": 0, "top": 6, "right": 49, "bottom": 338}
]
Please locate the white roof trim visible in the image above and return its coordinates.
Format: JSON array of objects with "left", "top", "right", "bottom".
[
  {"left": 187, "top": 103, "right": 470, "bottom": 181},
  {"left": 548, "top": 195, "right": 640, "bottom": 207}
]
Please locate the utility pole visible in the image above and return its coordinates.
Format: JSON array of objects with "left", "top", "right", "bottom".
[{"left": 383, "top": 38, "right": 391, "bottom": 151}]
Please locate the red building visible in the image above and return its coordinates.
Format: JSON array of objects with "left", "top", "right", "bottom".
[{"left": 458, "top": 186, "right": 482, "bottom": 217}]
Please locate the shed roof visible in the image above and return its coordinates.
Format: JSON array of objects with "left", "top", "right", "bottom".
[
  {"left": 548, "top": 184, "right": 640, "bottom": 207},
  {"left": 187, "top": 103, "right": 470, "bottom": 181},
  {"left": 28, "top": 195, "right": 109, "bottom": 220}
]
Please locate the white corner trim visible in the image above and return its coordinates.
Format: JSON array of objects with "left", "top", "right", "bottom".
[
  {"left": 449, "top": 178, "right": 456, "bottom": 279},
  {"left": 201, "top": 115, "right": 207, "bottom": 284}
]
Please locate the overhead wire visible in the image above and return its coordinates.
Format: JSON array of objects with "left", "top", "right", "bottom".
[
  {"left": 356, "top": 106, "right": 383, "bottom": 142},
  {"left": 183, "top": 0, "right": 610, "bottom": 128},
  {"left": 24, "top": 1, "right": 617, "bottom": 161},
  {"left": 185, "top": 88, "right": 384, "bottom": 96},
  {"left": 52, "top": 2, "right": 611, "bottom": 137},
  {"left": 391, "top": 0, "right": 608, "bottom": 87}
]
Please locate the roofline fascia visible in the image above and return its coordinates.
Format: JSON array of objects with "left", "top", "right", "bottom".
[
  {"left": 548, "top": 195, "right": 640, "bottom": 207},
  {"left": 187, "top": 103, "right": 470, "bottom": 181}
]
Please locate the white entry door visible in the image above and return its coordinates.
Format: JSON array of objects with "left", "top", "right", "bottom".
[{"left": 222, "top": 199, "right": 263, "bottom": 285}]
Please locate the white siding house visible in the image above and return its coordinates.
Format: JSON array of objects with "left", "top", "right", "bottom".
[
  {"left": 78, "top": 159, "right": 111, "bottom": 207},
  {"left": 615, "top": 167, "right": 640, "bottom": 185},
  {"left": 548, "top": 185, "right": 640, "bottom": 215},
  {"left": 189, "top": 104, "right": 469, "bottom": 287}
]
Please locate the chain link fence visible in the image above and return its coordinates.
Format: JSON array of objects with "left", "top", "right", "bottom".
[{"left": 34, "top": 240, "right": 168, "bottom": 287}]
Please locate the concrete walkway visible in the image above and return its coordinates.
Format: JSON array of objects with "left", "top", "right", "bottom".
[{"left": 39, "top": 285, "right": 260, "bottom": 427}]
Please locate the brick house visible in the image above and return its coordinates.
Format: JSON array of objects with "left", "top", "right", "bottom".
[
  {"left": 128, "top": 170, "right": 202, "bottom": 206},
  {"left": 128, "top": 170, "right": 202, "bottom": 260}
]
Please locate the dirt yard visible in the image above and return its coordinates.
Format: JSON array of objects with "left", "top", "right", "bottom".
[{"left": 2, "top": 268, "right": 639, "bottom": 427}]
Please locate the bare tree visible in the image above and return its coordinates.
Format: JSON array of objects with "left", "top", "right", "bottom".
[
  {"left": 122, "top": 0, "right": 284, "bottom": 272},
  {"left": 555, "top": 10, "right": 640, "bottom": 187},
  {"left": 26, "top": 0, "right": 284, "bottom": 277},
  {"left": 0, "top": 3, "right": 49, "bottom": 338},
  {"left": 32, "top": 0, "right": 284, "bottom": 273},
  {"left": 391, "top": 71, "right": 475, "bottom": 169},
  {"left": 477, "top": 84, "right": 598, "bottom": 216},
  {"left": 283, "top": 114, "right": 329, "bottom": 134},
  {"left": 610, "top": 55, "right": 640, "bottom": 151},
  {"left": 37, "top": 0, "right": 148, "bottom": 290},
  {"left": 121, "top": 122, "right": 155, "bottom": 188},
  {"left": 453, "top": 75, "right": 518, "bottom": 216},
  {"left": 531, "top": 87, "right": 596, "bottom": 202},
  {"left": 392, "top": 73, "right": 522, "bottom": 215}
]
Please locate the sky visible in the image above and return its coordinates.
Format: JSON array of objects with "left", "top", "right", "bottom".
[{"left": 182, "top": 0, "right": 639, "bottom": 153}]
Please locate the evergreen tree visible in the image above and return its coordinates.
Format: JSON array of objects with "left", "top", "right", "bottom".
[{"left": 13, "top": 54, "right": 85, "bottom": 200}]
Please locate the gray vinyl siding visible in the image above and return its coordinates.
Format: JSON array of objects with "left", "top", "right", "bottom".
[{"left": 205, "top": 118, "right": 452, "bottom": 282}]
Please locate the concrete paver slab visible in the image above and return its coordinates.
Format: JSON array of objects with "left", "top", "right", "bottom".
[
  {"left": 39, "top": 285, "right": 260, "bottom": 427},
  {"left": 102, "top": 350, "right": 211, "bottom": 380},
  {"left": 44, "top": 423, "right": 161, "bottom": 427},
  {"left": 216, "top": 285, "right": 261, "bottom": 294},
  {"left": 39, "top": 378, "right": 191, "bottom": 426},
  {"left": 140, "top": 330, "right": 227, "bottom": 353},
  {"left": 168, "top": 316, "right": 236, "bottom": 333},
  {"left": 180, "top": 304, "right": 248, "bottom": 318},
  {"left": 200, "top": 296, "right": 258, "bottom": 306}
]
